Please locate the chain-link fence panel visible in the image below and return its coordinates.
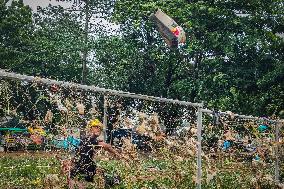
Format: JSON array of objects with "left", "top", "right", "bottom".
[
  {"left": 201, "top": 111, "right": 280, "bottom": 189},
  {"left": 0, "top": 75, "right": 202, "bottom": 189},
  {"left": 1, "top": 71, "right": 282, "bottom": 189}
]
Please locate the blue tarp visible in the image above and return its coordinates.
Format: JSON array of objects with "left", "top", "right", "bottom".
[
  {"left": 258, "top": 124, "right": 268, "bottom": 132},
  {"left": 52, "top": 136, "right": 80, "bottom": 149},
  {"left": 223, "top": 140, "right": 231, "bottom": 150}
]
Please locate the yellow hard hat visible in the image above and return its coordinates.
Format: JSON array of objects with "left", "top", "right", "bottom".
[{"left": 88, "top": 119, "right": 104, "bottom": 129}]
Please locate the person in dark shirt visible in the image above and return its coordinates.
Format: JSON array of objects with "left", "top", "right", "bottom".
[{"left": 69, "top": 119, "right": 122, "bottom": 189}]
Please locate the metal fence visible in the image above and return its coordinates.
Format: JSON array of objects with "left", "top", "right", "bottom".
[{"left": 0, "top": 69, "right": 283, "bottom": 188}]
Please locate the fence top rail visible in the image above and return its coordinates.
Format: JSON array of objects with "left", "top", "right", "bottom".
[
  {"left": 0, "top": 69, "right": 203, "bottom": 107},
  {"left": 201, "top": 108, "right": 284, "bottom": 124}
]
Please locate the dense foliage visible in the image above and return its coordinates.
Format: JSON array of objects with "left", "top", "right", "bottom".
[
  {"left": 0, "top": 0, "right": 87, "bottom": 82},
  {"left": 0, "top": 0, "right": 283, "bottom": 117},
  {"left": 107, "top": 0, "right": 284, "bottom": 117}
]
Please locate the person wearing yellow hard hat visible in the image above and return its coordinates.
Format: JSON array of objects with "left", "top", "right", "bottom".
[
  {"left": 86, "top": 119, "right": 104, "bottom": 136},
  {"left": 69, "top": 119, "right": 123, "bottom": 189}
]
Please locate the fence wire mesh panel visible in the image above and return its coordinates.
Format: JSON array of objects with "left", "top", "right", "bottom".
[
  {"left": 0, "top": 76, "right": 202, "bottom": 189},
  {"left": 278, "top": 123, "right": 284, "bottom": 185},
  {"left": 201, "top": 112, "right": 280, "bottom": 188}
]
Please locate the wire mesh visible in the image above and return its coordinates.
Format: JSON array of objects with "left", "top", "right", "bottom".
[
  {"left": 0, "top": 76, "right": 200, "bottom": 188},
  {"left": 0, "top": 71, "right": 282, "bottom": 188},
  {"left": 201, "top": 112, "right": 280, "bottom": 188}
]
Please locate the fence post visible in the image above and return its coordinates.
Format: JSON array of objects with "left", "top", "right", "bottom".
[
  {"left": 197, "top": 106, "right": 203, "bottom": 189},
  {"left": 275, "top": 121, "right": 280, "bottom": 184},
  {"left": 103, "top": 95, "right": 108, "bottom": 142}
]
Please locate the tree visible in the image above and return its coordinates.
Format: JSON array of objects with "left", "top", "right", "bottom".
[
  {"left": 31, "top": 5, "right": 86, "bottom": 82},
  {"left": 0, "top": 0, "right": 88, "bottom": 82},
  {"left": 0, "top": 0, "right": 33, "bottom": 71},
  {"left": 93, "top": 0, "right": 284, "bottom": 117},
  {"left": 55, "top": 0, "right": 117, "bottom": 83}
]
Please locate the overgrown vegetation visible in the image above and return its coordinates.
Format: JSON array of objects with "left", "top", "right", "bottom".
[{"left": 0, "top": 144, "right": 279, "bottom": 189}]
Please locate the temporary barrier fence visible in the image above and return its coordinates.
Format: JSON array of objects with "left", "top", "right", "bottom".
[{"left": 0, "top": 69, "right": 283, "bottom": 188}]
